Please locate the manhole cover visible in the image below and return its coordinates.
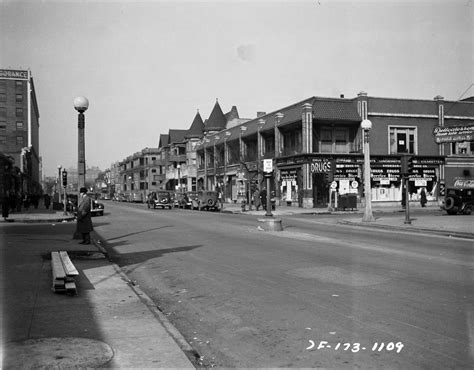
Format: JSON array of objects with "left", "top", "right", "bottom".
[{"left": 3, "top": 337, "right": 114, "bottom": 368}]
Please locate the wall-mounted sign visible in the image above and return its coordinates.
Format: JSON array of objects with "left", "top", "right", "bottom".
[
  {"left": 432, "top": 125, "right": 474, "bottom": 143},
  {"left": 280, "top": 168, "right": 298, "bottom": 180},
  {"left": 310, "top": 160, "right": 332, "bottom": 173},
  {"left": 0, "top": 69, "right": 28, "bottom": 80}
]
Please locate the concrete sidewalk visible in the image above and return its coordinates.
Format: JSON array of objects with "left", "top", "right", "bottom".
[{"left": 1, "top": 209, "right": 195, "bottom": 368}]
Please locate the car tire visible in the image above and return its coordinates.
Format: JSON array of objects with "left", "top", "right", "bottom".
[{"left": 445, "top": 196, "right": 456, "bottom": 210}]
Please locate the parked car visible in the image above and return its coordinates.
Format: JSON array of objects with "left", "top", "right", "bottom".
[
  {"left": 89, "top": 193, "right": 105, "bottom": 216},
  {"left": 442, "top": 187, "right": 473, "bottom": 215},
  {"left": 130, "top": 192, "right": 144, "bottom": 203},
  {"left": 147, "top": 191, "right": 174, "bottom": 209},
  {"left": 69, "top": 193, "right": 105, "bottom": 216},
  {"left": 197, "top": 191, "right": 221, "bottom": 211}
]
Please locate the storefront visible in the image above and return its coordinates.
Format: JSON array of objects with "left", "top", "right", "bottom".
[{"left": 277, "top": 154, "right": 444, "bottom": 208}]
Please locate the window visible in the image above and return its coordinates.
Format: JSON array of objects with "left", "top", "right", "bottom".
[
  {"left": 319, "top": 127, "right": 349, "bottom": 153},
  {"left": 16, "top": 94, "right": 23, "bottom": 103},
  {"left": 15, "top": 81, "right": 23, "bottom": 88},
  {"left": 16, "top": 121, "right": 23, "bottom": 130},
  {"left": 0, "top": 93, "right": 6, "bottom": 102},
  {"left": 0, "top": 135, "right": 6, "bottom": 144},
  {"left": 16, "top": 136, "right": 24, "bottom": 145},
  {"left": 0, "top": 124, "right": 6, "bottom": 132},
  {"left": 0, "top": 107, "right": 6, "bottom": 117},
  {"left": 151, "top": 169, "right": 156, "bottom": 173},
  {"left": 451, "top": 141, "right": 474, "bottom": 156},
  {"left": 16, "top": 108, "right": 23, "bottom": 117},
  {"left": 389, "top": 127, "right": 416, "bottom": 154}
]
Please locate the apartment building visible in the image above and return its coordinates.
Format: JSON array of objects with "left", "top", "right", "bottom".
[
  {"left": 0, "top": 69, "right": 41, "bottom": 196},
  {"left": 195, "top": 92, "right": 474, "bottom": 208}
]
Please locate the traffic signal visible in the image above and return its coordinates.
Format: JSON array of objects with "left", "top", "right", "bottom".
[
  {"left": 400, "top": 156, "right": 409, "bottom": 175},
  {"left": 408, "top": 157, "right": 414, "bottom": 173},
  {"left": 62, "top": 170, "right": 67, "bottom": 186}
]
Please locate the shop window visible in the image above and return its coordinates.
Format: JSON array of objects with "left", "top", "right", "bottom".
[
  {"left": 451, "top": 141, "right": 474, "bottom": 155},
  {"left": 389, "top": 127, "right": 416, "bottom": 154}
]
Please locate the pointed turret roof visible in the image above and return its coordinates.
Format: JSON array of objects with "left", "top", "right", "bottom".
[
  {"left": 204, "top": 100, "right": 227, "bottom": 132},
  {"left": 185, "top": 111, "right": 205, "bottom": 139},
  {"left": 158, "top": 134, "right": 169, "bottom": 148}
]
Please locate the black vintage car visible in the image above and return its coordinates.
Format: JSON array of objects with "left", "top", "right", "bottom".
[
  {"left": 197, "top": 191, "right": 221, "bottom": 211},
  {"left": 69, "top": 193, "right": 105, "bottom": 216},
  {"left": 147, "top": 191, "right": 174, "bottom": 209},
  {"left": 443, "top": 187, "right": 473, "bottom": 215}
]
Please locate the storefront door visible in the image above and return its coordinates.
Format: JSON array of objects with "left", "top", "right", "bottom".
[{"left": 312, "top": 173, "right": 328, "bottom": 207}]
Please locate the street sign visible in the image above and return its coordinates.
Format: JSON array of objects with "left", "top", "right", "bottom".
[
  {"left": 330, "top": 181, "right": 337, "bottom": 189},
  {"left": 263, "top": 159, "right": 273, "bottom": 173}
]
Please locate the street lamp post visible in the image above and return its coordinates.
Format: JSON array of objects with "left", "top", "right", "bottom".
[
  {"left": 361, "top": 119, "right": 375, "bottom": 222},
  {"left": 74, "top": 96, "right": 89, "bottom": 191},
  {"left": 177, "top": 164, "right": 181, "bottom": 192},
  {"left": 57, "top": 165, "right": 62, "bottom": 209}
]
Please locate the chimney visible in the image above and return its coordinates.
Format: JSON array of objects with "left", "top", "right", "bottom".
[{"left": 257, "top": 111, "right": 266, "bottom": 118}]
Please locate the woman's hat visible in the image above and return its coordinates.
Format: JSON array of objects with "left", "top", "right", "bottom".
[{"left": 79, "top": 187, "right": 88, "bottom": 194}]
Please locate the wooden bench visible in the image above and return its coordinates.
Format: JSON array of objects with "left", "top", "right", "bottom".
[{"left": 51, "top": 251, "right": 79, "bottom": 294}]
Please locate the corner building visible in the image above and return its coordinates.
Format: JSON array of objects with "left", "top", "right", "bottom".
[
  {"left": 195, "top": 92, "right": 474, "bottom": 208},
  {"left": 0, "top": 69, "right": 41, "bottom": 196}
]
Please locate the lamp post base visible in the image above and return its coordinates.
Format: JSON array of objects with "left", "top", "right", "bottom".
[{"left": 257, "top": 218, "right": 283, "bottom": 231}]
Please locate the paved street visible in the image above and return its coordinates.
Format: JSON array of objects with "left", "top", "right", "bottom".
[{"left": 93, "top": 201, "right": 474, "bottom": 368}]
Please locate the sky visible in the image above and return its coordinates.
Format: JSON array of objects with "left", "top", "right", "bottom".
[{"left": 1, "top": 0, "right": 472, "bottom": 177}]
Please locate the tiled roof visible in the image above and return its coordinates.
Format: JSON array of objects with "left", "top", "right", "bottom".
[
  {"left": 158, "top": 134, "right": 169, "bottom": 148},
  {"left": 205, "top": 101, "right": 227, "bottom": 132},
  {"left": 312, "top": 98, "right": 361, "bottom": 121},
  {"left": 185, "top": 111, "right": 205, "bottom": 139},
  {"left": 168, "top": 129, "right": 187, "bottom": 144}
]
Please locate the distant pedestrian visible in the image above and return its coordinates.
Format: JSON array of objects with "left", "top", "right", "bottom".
[
  {"left": 253, "top": 189, "right": 261, "bottom": 211},
  {"left": 76, "top": 187, "right": 93, "bottom": 244},
  {"left": 23, "top": 193, "right": 30, "bottom": 210},
  {"left": 260, "top": 189, "right": 267, "bottom": 210},
  {"left": 44, "top": 194, "right": 51, "bottom": 210},
  {"left": 420, "top": 187, "right": 427, "bottom": 207},
  {"left": 2, "top": 193, "right": 9, "bottom": 220}
]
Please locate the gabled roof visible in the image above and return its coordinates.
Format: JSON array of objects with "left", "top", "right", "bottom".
[
  {"left": 205, "top": 100, "right": 227, "bottom": 132},
  {"left": 185, "top": 111, "right": 205, "bottom": 139},
  {"left": 158, "top": 134, "right": 169, "bottom": 148},
  {"left": 168, "top": 129, "right": 187, "bottom": 144}
]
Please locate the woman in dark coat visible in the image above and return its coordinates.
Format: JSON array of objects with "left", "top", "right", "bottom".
[
  {"left": 76, "top": 187, "right": 93, "bottom": 244},
  {"left": 420, "top": 187, "right": 427, "bottom": 207}
]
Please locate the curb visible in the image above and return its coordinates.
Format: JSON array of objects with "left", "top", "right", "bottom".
[
  {"left": 3, "top": 216, "right": 76, "bottom": 224},
  {"left": 338, "top": 220, "right": 474, "bottom": 240}
]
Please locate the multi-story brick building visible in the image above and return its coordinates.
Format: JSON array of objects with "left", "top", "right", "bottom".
[
  {"left": 195, "top": 92, "right": 474, "bottom": 208},
  {"left": 0, "top": 69, "right": 41, "bottom": 196}
]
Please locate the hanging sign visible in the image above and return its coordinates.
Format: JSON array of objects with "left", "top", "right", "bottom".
[{"left": 432, "top": 124, "right": 474, "bottom": 143}]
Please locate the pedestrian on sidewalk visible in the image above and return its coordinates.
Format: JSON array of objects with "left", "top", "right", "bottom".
[
  {"left": 2, "top": 192, "right": 9, "bottom": 220},
  {"left": 253, "top": 188, "right": 261, "bottom": 211},
  {"left": 420, "top": 187, "right": 427, "bottom": 207},
  {"left": 44, "top": 194, "right": 51, "bottom": 210},
  {"left": 76, "top": 187, "right": 93, "bottom": 244}
]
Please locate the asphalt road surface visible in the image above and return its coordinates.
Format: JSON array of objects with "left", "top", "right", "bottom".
[{"left": 94, "top": 201, "right": 474, "bottom": 368}]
